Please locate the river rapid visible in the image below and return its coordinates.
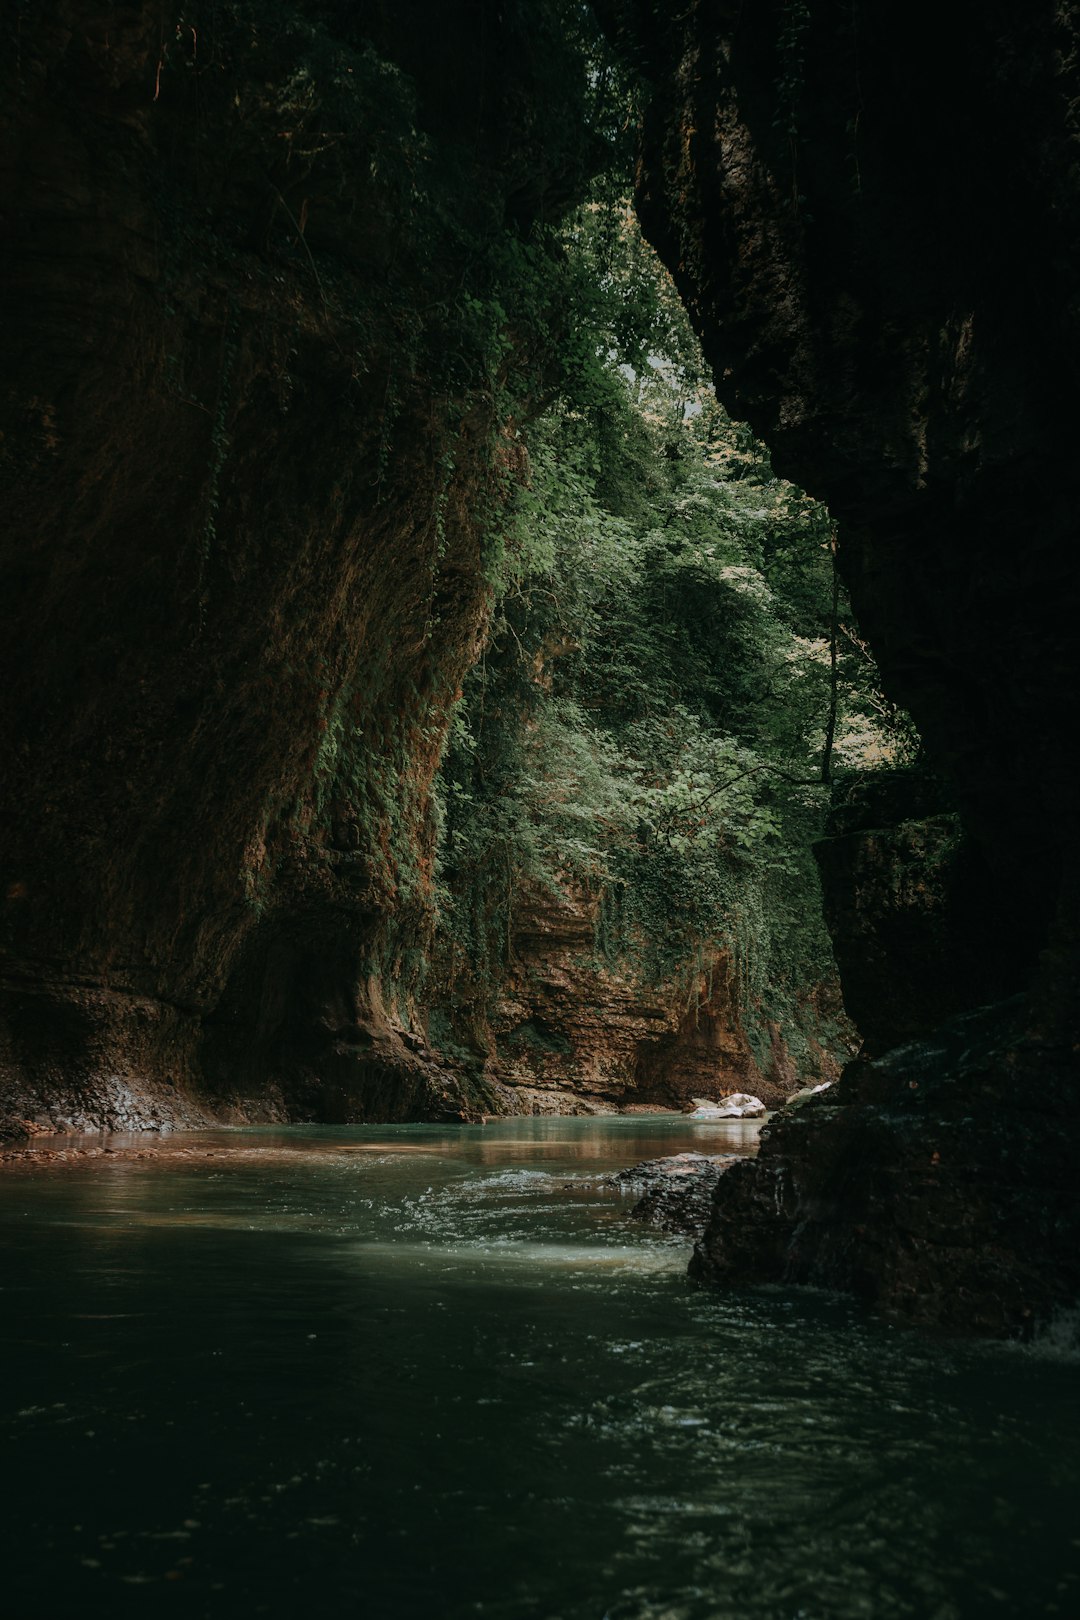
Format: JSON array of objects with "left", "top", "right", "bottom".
[{"left": 1, "top": 1116, "right": 1078, "bottom": 1619}]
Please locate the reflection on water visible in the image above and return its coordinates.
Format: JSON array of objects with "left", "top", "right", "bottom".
[{"left": 1, "top": 1116, "right": 1078, "bottom": 1619}]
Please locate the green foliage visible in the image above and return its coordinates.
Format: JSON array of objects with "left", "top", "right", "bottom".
[
  {"left": 433, "top": 195, "right": 915, "bottom": 1059},
  {"left": 162, "top": 3, "right": 612, "bottom": 1011},
  {"left": 181, "top": 7, "right": 909, "bottom": 1065}
]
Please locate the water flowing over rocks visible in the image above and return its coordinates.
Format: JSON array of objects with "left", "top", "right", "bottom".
[{"left": 6, "top": 1116, "right": 1079, "bottom": 1613}]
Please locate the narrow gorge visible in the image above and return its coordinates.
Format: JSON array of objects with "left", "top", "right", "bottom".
[
  {"left": 2, "top": 4, "right": 1079, "bottom": 1616},
  {"left": 2, "top": 1, "right": 868, "bottom": 1138}
]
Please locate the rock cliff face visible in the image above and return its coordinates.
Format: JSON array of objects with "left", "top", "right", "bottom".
[
  {"left": 604, "top": 0, "right": 1080, "bottom": 974},
  {"left": 814, "top": 772, "right": 1015, "bottom": 1055},
  {"left": 600, "top": 0, "right": 1080, "bottom": 1328},
  {"left": 481, "top": 882, "right": 846, "bottom": 1114},
  {"left": 691, "top": 998, "right": 1080, "bottom": 1335},
  {"left": 0, "top": 1, "right": 596, "bottom": 1135}
]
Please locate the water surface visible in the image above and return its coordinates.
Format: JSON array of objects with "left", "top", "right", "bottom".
[{"left": 2, "top": 1116, "right": 1078, "bottom": 1619}]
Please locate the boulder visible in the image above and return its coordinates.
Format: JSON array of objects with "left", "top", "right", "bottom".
[
  {"left": 611, "top": 1152, "right": 746, "bottom": 1237},
  {"left": 785, "top": 1081, "right": 836, "bottom": 1110},
  {"left": 685, "top": 1093, "right": 767, "bottom": 1120}
]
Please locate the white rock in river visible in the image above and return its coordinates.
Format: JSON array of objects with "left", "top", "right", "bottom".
[
  {"left": 784, "top": 1080, "right": 836, "bottom": 1110},
  {"left": 686, "top": 1092, "right": 767, "bottom": 1119}
]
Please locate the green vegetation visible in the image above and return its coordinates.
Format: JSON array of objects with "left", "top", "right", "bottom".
[
  {"left": 431, "top": 199, "right": 916, "bottom": 1069},
  {"left": 165, "top": 1, "right": 609, "bottom": 996},
  {"left": 203, "top": 6, "right": 913, "bottom": 1073}
]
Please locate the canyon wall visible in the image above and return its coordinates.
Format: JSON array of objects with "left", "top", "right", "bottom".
[
  {"left": 476, "top": 882, "right": 846, "bottom": 1114},
  {"left": 601, "top": 0, "right": 1080, "bottom": 1328},
  {"left": 0, "top": 0, "right": 597, "bottom": 1135}
]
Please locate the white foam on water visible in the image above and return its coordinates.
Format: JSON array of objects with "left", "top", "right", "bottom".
[
  {"left": 1013, "top": 1303, "right": 1080, "bottom": 1363},
  {"left": 338, "top": 1236, "right": 686, "bottom": 1278}
]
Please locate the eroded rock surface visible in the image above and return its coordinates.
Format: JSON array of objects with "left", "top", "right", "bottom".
[
  {"left": 692, "top": 998, "right": 1080, "bottom": 1334},
  {"left": 613, "top": 1151, "right": 749, "bottom": 1238},
  {"left": 606, "top": 1, "right": 1080, "bottom": 971},
  {"left": 480, "top": 881, "right": 846, "bottom": 1112},
  {"left": 599, "top": 0, "right": 1080, "bottom": 1329},
  {"left": 686, "top": 1094, "right": 766, "bottom": 1120},
  {"left": 815, "top": 772, "right": 1018, "bottom": 1055},
  {"left": 0, "top": 1, "right": 596, "bottom": 1133}
]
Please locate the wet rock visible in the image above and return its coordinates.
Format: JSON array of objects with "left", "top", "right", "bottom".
[
  {"left": 685, "top": 1093, "right": 766, "bottom": 1120},
  {"left": 785, "top": 1082, "right": 835, "bottom": 1110},
  {"left": 493, "top": 1084, "right": 619, "bottom": 1118},
  {"left": 691, "top": 997, "right": 1080, "bottom": 1335},
  {"left": 612, "top": 1152, "right": 747, "bottom": 1238},
  {"left": 613, "top": 1151, "right": 722, "bottom": 1183}
]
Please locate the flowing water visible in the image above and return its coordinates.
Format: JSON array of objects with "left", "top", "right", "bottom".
[{"left": 1, "top": 1116, "right": 1078, "bottom": 1620}]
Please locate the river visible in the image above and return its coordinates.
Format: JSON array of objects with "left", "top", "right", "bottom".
[{"left": 1, "top": 1116, "right": 1078, "bottom": 1618}]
